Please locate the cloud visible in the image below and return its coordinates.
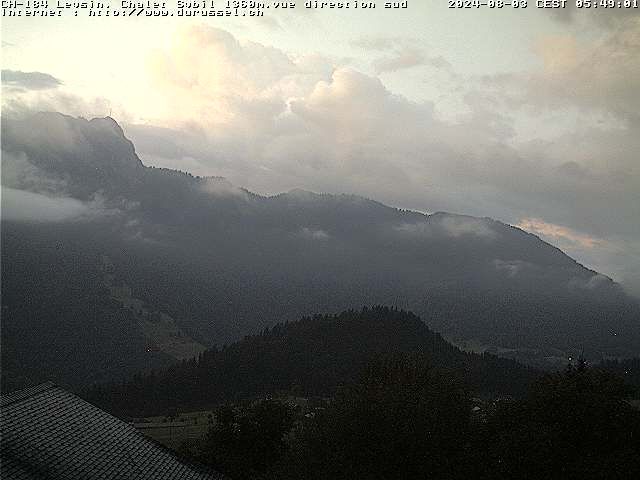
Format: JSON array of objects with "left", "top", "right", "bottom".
[
  {"left": 255, "top": 15, "right": 283, "bottom": 31},
  {"left": 394, "top": 222, "right": 429, "bottom": 236},
  {"left": 299, "top": 227, "right": 330, "bottom": 240},
  {"left": 1, "top": 70, "right": 62, "bottom": 90},
  {"left": 1, "top": 188, "right": 102, "bottom": 223},
  {"left": 549, "top": 4, "right": 640, "bottom": 29},
  {"left": 517, "top": 218, "right": 603, "bottom": 250},
  {"left": 373, "top": 48, "right": 449, "bottom": 74},
  {"left": 1, "top": 71, "right": 120, "bottom": 121},
  {"left": 2, "top": 87, "right": 112, "bottom": 119},
  {"left": 394, "top": 215, "right": 496, "bottom": 240},
  {"left": 352, "top": 36, "right": 451, "bottom": 74},
  {"left": 568, "top": 273, "right": 612, "bottom": 291},
  {"left": 439, "top": 216, "right": 496, "bottom": 239},
  {"left": 145, "top": 25, "right": 313, "bottom": 130},
  {"left": 351, "top": 36, "right": 399, "bottom": 51},
  {"left": 539, "top": 20, "right": 640, "bottom": 123},
  {"left": 199, "top": 177, "right": 249, "bottom": 199},
  {"left": 1, "top": 112, "right": 137, "bottom": 182},
  {"left": 126, "top": 26, "right": 635, "bottom": 243},
  {"left": 1, "top": 150, "right": 68, "bottom": 195},
  {"left": 515, "top": 215, "right": 640, "bottom": 297},
  {"left": 4, "top": 24, "right": 639, "bottom": 294},
  {"left": 485, "top": 18, "right": 640, "bottom": 125},
  {"left": 494, "top": 259, "right": 533, "bottom": 278}
]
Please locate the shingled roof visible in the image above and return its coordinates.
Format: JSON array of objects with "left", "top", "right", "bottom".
[{"left": 1, "top": 382, "right": 224, "bottom": 479}]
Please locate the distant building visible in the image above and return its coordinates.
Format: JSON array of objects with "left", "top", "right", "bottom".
[{"left": 1, "top": 382, "right": 224, "bottom": 479}]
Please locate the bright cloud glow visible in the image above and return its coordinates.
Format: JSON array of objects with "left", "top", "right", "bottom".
[{"left": 517, "top": 218, "right": 604, "bottom": 250}]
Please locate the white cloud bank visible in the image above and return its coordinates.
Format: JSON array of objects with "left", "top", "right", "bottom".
[{"left": 2, "top": 188, "right": 94, "bottom": 223}]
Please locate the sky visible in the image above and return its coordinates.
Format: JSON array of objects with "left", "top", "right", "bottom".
[{"left": 1, "top": 3, "right": 639, "bottom": 295}]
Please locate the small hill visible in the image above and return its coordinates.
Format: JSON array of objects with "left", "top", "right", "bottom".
[{"left": 85, "top": 307, "right": 538, "bottom": 417}]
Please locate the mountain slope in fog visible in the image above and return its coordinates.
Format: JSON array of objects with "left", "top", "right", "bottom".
[{"left": 2, "top": 112, "right": 639, "bottom": 388}]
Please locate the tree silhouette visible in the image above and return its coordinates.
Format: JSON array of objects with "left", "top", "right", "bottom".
[
  {"left": 283, "top": 354, "right": 471, "bottom": 480},
  {"left": 475, "top": 362, "right": 640, "bottom": 479}
]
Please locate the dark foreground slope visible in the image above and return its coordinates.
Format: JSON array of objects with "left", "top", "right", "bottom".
[
  {"left": 213, "top": 358, "right": 640, "bottom": 480},
  {"left": 2, "top": 112, "right": 639, "bottom": 389},
  {"left": 85, "top": 307, "right": 537, "bottom": 417}
]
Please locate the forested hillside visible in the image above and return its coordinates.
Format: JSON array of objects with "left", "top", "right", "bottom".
[
  {"left": 85, "top": 307, "right": 538, "bottom": 417},
  {"left": 160, "top": 354, "right": 640, "bottom": 480}
]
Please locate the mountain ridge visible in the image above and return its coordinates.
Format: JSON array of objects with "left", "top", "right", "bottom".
[
  {"left": 2, "top": 111, "right": 639, "bottom": 390},
  {"left": 0, "top": 112, "right": 618, "bottom": 277}
]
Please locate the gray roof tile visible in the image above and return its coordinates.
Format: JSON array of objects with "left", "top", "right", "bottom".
[{"left": 1, "top": 383, "right": 224, "bottom": 480}]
